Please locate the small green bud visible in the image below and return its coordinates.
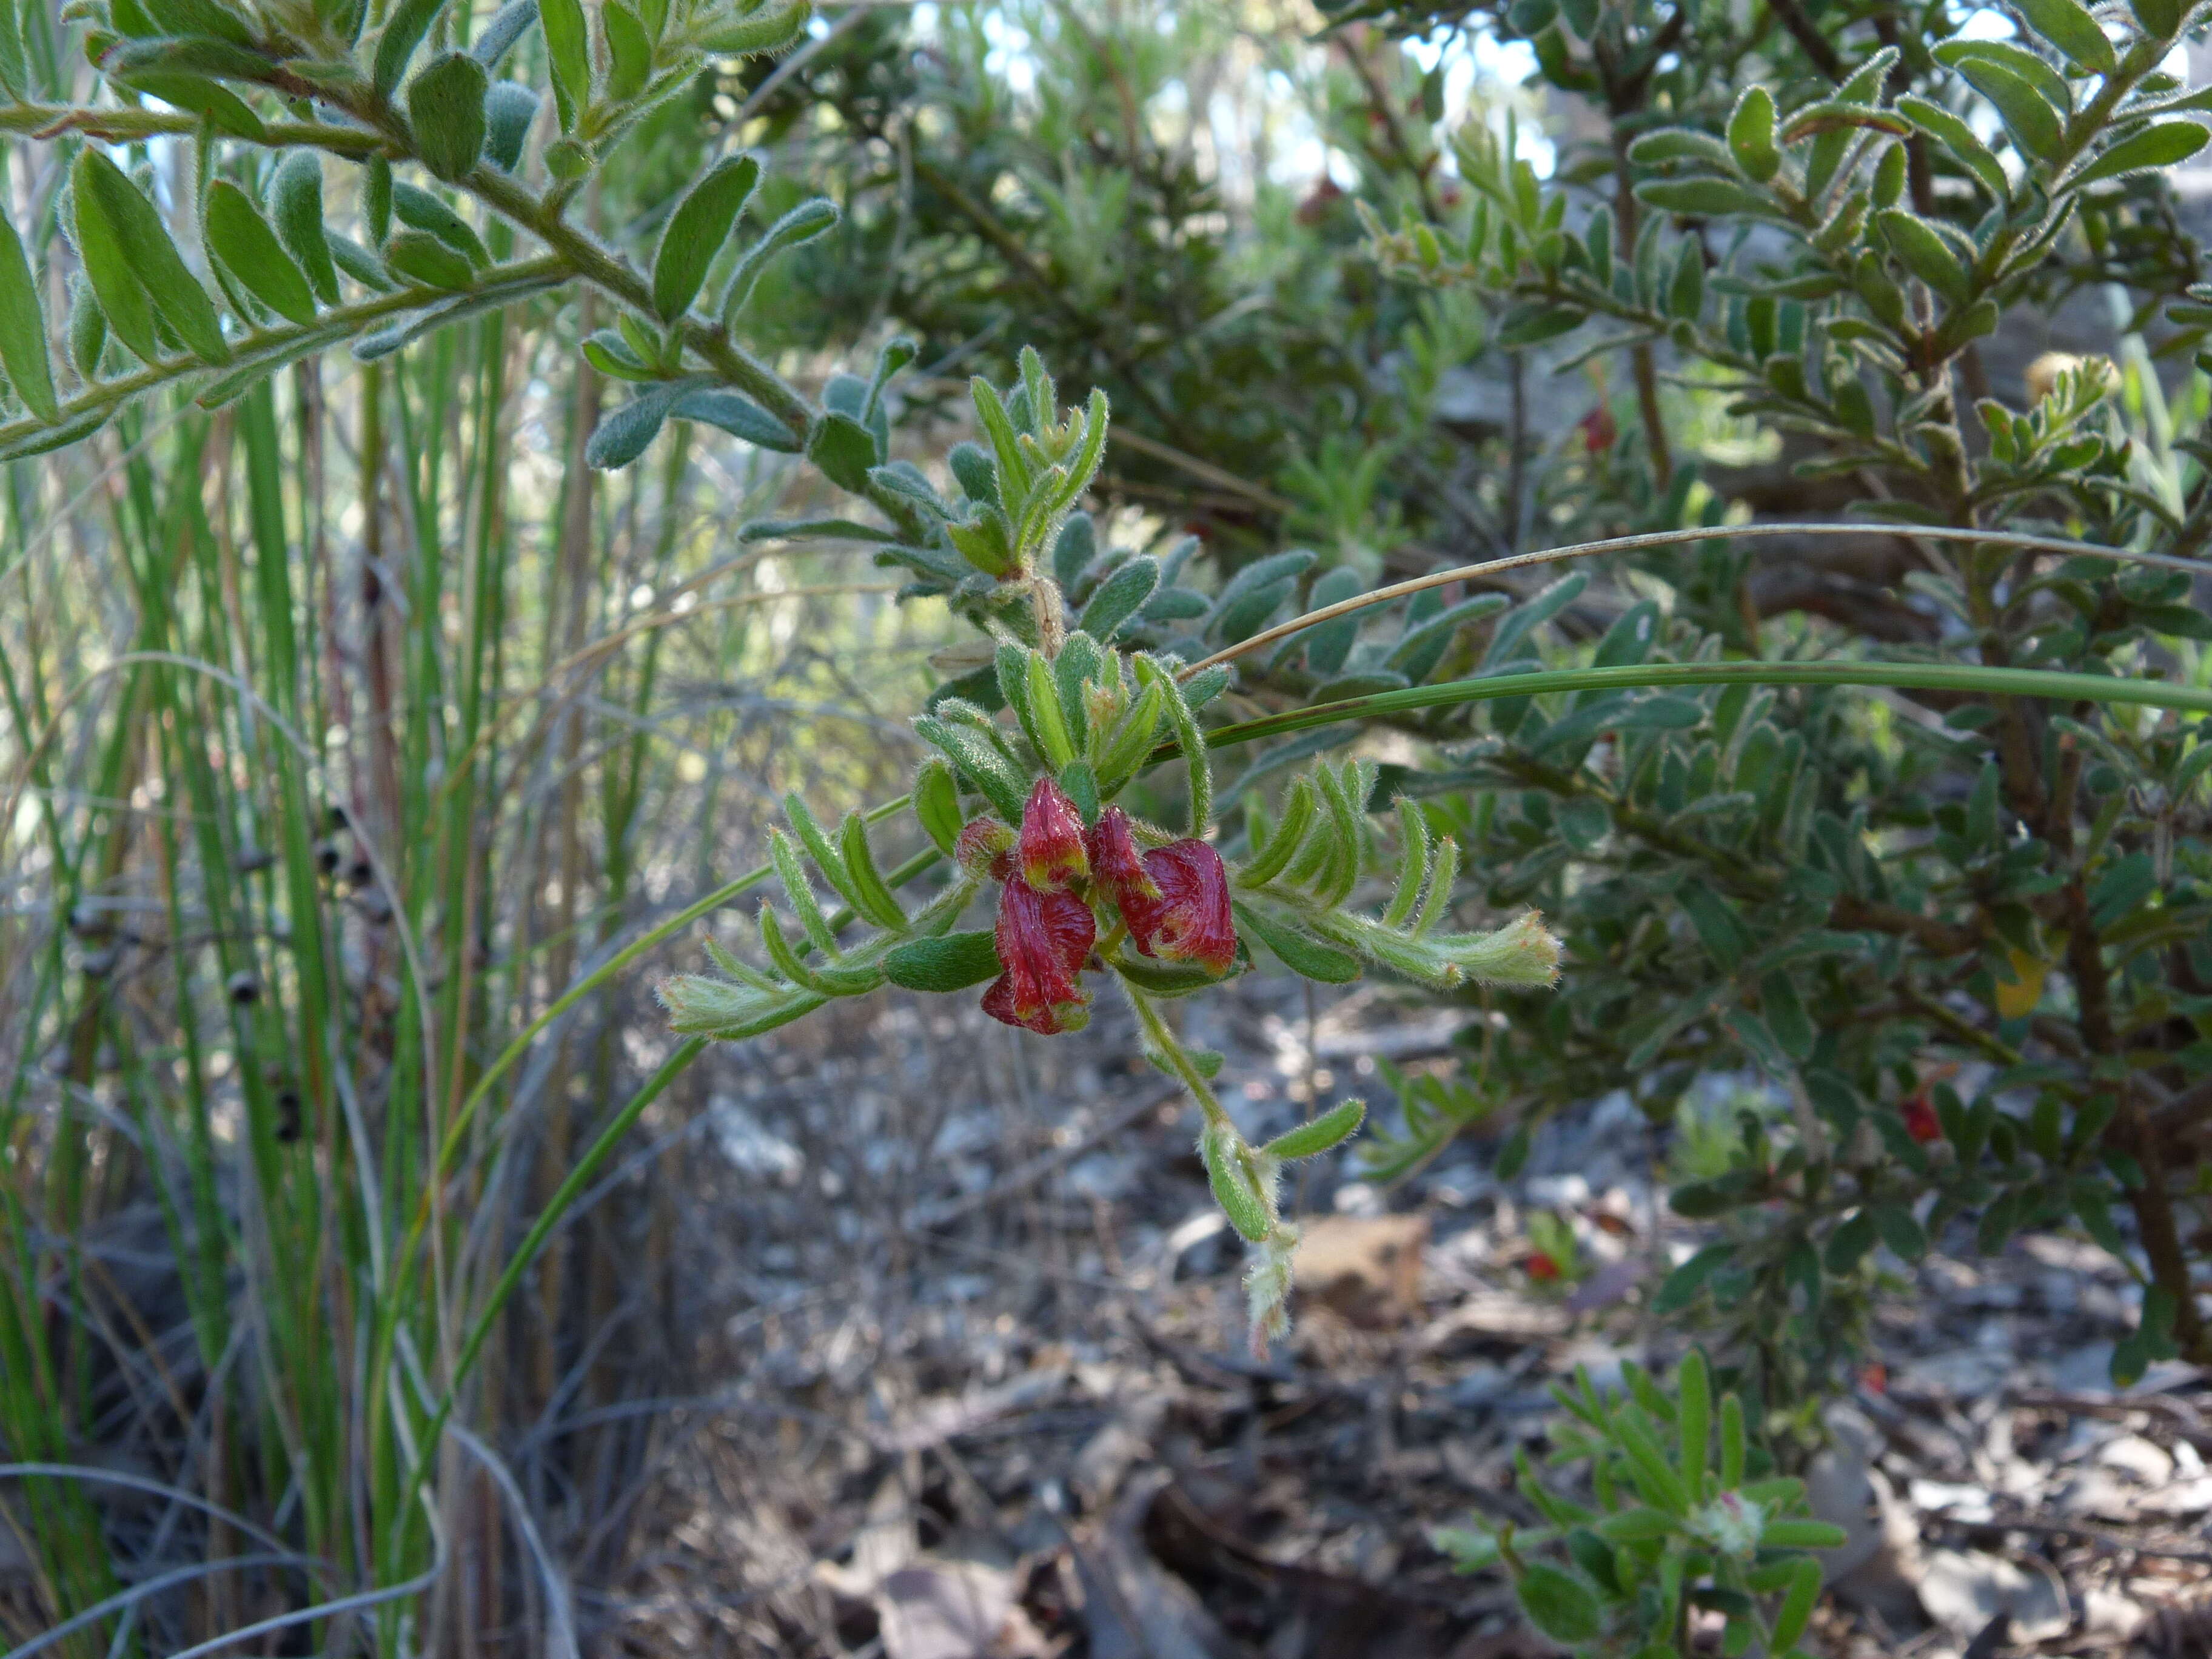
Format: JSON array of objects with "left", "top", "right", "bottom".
[{"left": 545, "top": 137, "right": 591, "bottom": 180}]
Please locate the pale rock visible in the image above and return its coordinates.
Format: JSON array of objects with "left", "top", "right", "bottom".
[{"left": 1915, "top": 1549, "right": 2070, "bottom": 1643}]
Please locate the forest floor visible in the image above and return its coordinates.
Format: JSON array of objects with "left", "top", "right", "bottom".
[{"left": 607, "top": 971, "right": 2212, "bottom": 1659}]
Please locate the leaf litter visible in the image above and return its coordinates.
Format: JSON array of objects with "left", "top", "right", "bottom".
[{"left": 610, "top": 973, "right": 2212, "bottom": 1657}]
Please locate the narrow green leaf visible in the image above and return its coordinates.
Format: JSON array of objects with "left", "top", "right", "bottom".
[
  {"left": 69, "top": 154, "right": 164, "bottom": 364},
  {"left": 782, "top": 794, "right": 858, "bottom": 911},
  {"left": 363, "top": 153, "right": 392, "bottom": 244},
  {"left": 1759, "top": 1520, "right": 1849, "bottom": 1549},
  {"left": 483, "top": 81, "right": 540, "bottom": 170},
  {"left": 883, "top": 931, "right": 1000, "bottom": 993},
  {"left": 838, "top": 813, "right": 907, "bottom": 928},
  {"left": 2015, "top": 0, "right": 2114, "bottom": 73},
  {"left": 1719, "top": 1393, "right": 1745, "bottom": 1489},
  {"left": 1024, "top": 652, "right": 1076, "bottom": 769},
  {"left": 1677, "top": 1350, "right": 1711, "bottom": 1501},
  {"left": 109, "top": 67, "right": 268, "bottom": 139},
  {"left": 1637, "top": 177, "right": 1774, "bottom": 217},
  {"left": 204, "top": 181, "right": 318, "bottom": 327},
  {"left": 1870, "top": 1202, "right": 1928, "bottom": 1261},
  {"left": 2070, "top": 122, "right": 2210, "bottom": 190},
  {"left": 1727, "top": 85, "right": 1779, "bottom": 181},
  {"left": 81, "top": 150, "right": 229, "bottom": 362},
  {"left": 910, "top": 762, "right": 962, "bottom": 856},
  {"left": 0, "top": 0, "right": 25, "bottom": 98},
  {"left": 538, "top": 0, "right": 590, "bottom": 127},
  {"left": 2131, "top": 0, "right": 2181, "bottom": 35},
  {"left": 1879, "top": 209, "right": 1973, "bottom": 304},
  {"left": 1654, "top": 1242, "right": 1732, "bottom": 1312},
  {"left": 913, "top": 715, "right": 1028, "bottom": 823},
  {"left": 0, "top": 207, "right": 58, "bottom": 423},
  {"left": 585, "top": 377, "right": 694, "bottom": 469},
  {"left": 1096, "top": 678, "right": 1165, "bottom": 788},
  {"left": 328, "top": 232, "right": 395, "bottom": 292},
  {"left": 1668, "top": 237, "right": 1705, "bottom": 320},
  {"left": 1496, "top": 1121, "right": 1532, "bottom": 1178},
  {"left": 1946, "top": 55, "right": 2065, "bottom": 160},
  {"left": 372, "top": 0, "right": 445, "bottom": 96},
  {"left": 721, "top": 197, "right": 838, "bottom": 321},
  {"left": 693, "top": 0, "right": 809, "bottom": 54},
  {"left": 471, "top": 0, "right": 538, "bottom": 65},
  {"left": 1771, "top": 1559, "right": 1823, "bottom": 1651},
  {"left": 1232, "top": 901, "right": 1361, "bottom": 983},
  {"left": 270, "top": 152, "right": 340, "bottom": 305},
  {"left": 1897, "top": 95, "right": 2010, "bottom": 201},
  {"left": 1824, "top": 1208, "right": 1877, "bottom": 1274},
  {"left": 383, "top": 229, "right": 477, "bottom": 290},
  {"left": 672, "top": 387, "right": 797, "bottom": 449},
  {"left": 66, "top": 273, "right": 107, "bottom": 380},
  {"left": 603, "top": 0, "right": 650, "bottom": 97},
  {"left": 391, "top": 181, "right": 488, "bottom": 266},
  {"left": 1595, "top": 1507, "right": 1675, "bottom": 1543},
  {"left": 1261, "top": 1098, "right": 1366, "bottom": 1160},
  {"left": 1137, "top": 652, "right": 1209, "bottom": 832},
  {"left": 0, "top": 404, "right": 106, "bottom": 461},
  {"left": 654, "top": 152, "right": 760, "bottom": 321},
  {"left": 1078, "top": 555, "right": 1159, "bottom": 641}
]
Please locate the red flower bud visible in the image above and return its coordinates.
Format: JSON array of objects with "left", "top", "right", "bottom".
[
  {"left": 1086, "top": 808, "right": 1159, "bottom": 908},
  {"left": 1902, "top": 1091, "right": 1942, "bottom": 1144},
  {"left": 984, "top": 877, "right": 1094, "bottom": 1034},
  {"left": 1579, "top": 404, "right": 1618, "bottom": 454},
  {"left": 955, "top": 817, "right": 1015, "bottom": 881},
  {"left": 1017, "top": 777, "right": 1088, "bottom": 893},
  {"left": 1524, "top": 1251, "right": 1561, "bottom": 1282},
  {"left": 1118, "top": 839, "right": 1236, "bottom": 977}
]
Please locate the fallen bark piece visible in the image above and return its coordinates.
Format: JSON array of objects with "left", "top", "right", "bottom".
[{"left": 1292, "top": 1213, "right": 1430, "bottom": 1328}]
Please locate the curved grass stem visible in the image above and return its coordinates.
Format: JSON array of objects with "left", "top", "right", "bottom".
[{"left": 1177, "top": 521, "right": 2212, "bottom": 682}]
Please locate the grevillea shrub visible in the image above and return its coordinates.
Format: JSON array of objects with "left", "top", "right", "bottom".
[
  {"left": 655, "top": 355, "right": 1567, "bottom": 1346},
  {"left": 1333, "top": 0, "right": 2212, "bottom": 1406}
]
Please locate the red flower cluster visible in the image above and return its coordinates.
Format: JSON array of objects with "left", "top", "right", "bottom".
[{"left": 976, "top": 783, "right": 1238, "bottom": 1035}]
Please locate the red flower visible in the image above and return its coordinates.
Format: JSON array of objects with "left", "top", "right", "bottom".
[
  {"left": 955, "top": 817, "right": 1015, "bottom": 881},
  {"left": 1902, "top": 1091, "right": 1943, "bottom": 1144},
  {"left": 1524, "top": 1252, "right": 1561, "bottom": 1282},
  {"left": 1086, "top": 808, "right": 1159, "bottom": 907},
  {"left": 1110, "top": 837, "right": 1236, "bottom": 977},
  {"left": 1018, "top": 777, "right": 1088, "bottom": 894},
  {"left": 1578, "top": 404, "right": 1618, "bottom": 454},
  {"left": 984, "top": 877, "right": 1094, "bottom": 1034}
]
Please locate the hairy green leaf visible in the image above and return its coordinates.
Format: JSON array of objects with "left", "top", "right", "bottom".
[
  {"left": 654, "top": 152, "right": 760, "bottom": 321},
  {"left": 0, "top": 208, "right": 58, "bottom": 423},
  {"left": 883, "top": 931, "right": 1000, "bottom": 993},
  {"left": 409, "top": 51, "right": 489, "bottom": 181},
  {"left": 204, "top": 181, "right": 318, "bottom": 326}
]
